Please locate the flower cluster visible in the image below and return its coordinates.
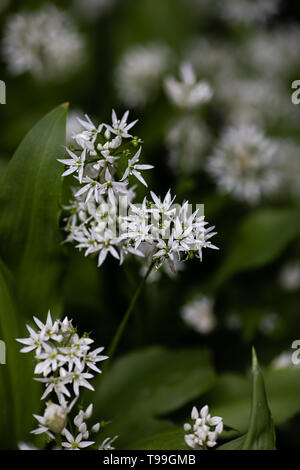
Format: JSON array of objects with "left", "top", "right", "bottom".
[
  {"left": 2, "top": 4, "right": 85, "bottom": 80},
  {"left": 59, "top": 110, "right": 218, "bottom": 271},
  {"left": 184, "top": 405, "right": 223, "bottom": 450},
  {"left": 206, "top": 124, "right": 281, "bottom": 204},
  {"left": 17, "top": 311, "right": 116, "bottom": 450}
]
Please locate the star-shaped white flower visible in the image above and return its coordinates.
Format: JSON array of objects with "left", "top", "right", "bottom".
[
  {"left": 121, "top": 147, "right": 153, "bottom": 186},
  {"left": 62, "top": 429, "right": 94, "bottom": 450},
  {"left": 105, "top": 109, "right": 138, "bottom": 138},
  {"left": 58, "top": 148, "right": 86, "bottom": 183}
]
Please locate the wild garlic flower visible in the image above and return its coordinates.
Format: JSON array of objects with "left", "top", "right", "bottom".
[
  {"left": 2, "top": 4, "right": 85, "bottom": 80},
  {"left": 217, "top": 0, "right": 279, "bottom": 26},
  {"left": 98, "top": 436, "right": 118, "bottom": 450},
  {"left": 164, "top": 62, "right": 213, "bottom": 110},
  {"left": 206, "top": 124, "right": 282, "bottom": 204},
  {"left": 17, "top": 311, "right": 111, "bottom": 449},
  {"left": 246, "top": 27, "right": 300, "bottom": 80},
  {"left": 180, "top": 296, "right": 216, "bottom": 334},
  {"left": 278, "top": 262, "right": 300, "bottom": 291},
  {"left": 271, "top": 351, "right": 294, "bottom": 370},
  {"left": 166, "top": 115, "right": 210, "bottom": 174},
  {"left": 60, "top": 110, "right": 218, "bottom": 271},
  {"left": 115, "top": 43, "right": 172, "bottom": 107},
  {"left": 184, "top": 405, "right": 223, "bottom": 450}
]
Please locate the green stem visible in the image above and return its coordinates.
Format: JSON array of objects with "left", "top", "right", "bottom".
[{"left": 106, "top": 261, "right": 155, "bottom": 365}]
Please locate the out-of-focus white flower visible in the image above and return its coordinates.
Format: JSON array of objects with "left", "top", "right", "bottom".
[
  {"left": 66, "top": 110, "right": 86, "bottom": 146},
  {"left": 206, "top": 124, "right": 282, "bottom": 204},
  {"left": 98, "top": 436, "right": 118, "bottom": 450},
  {"left": 180, "top": 296, "right": 216, "bottom": 334},
  {"left": 2, "top": 4, "right": 85, "bottom": 80},
  {"left": 166, "top": 115, "right": 211, "bottom": 174},
  {"left": 164, "top": 62, "right": 213, "bottom": 109},
  {"left": 246, "top": 26, "right": 300, "bottom": 79},
  {"left": 218, "top": 77, "right": 295, "bottom": 128},
  {"left": 278, "top": 262, "right": 300, "bottom": 291},
  {"left": 217, "top": 0, "right": 279, "bottom": 26},
  {"left": 115, "top": 43, "right": 172, "bottom": 107},
  {"left": 271, "top": 351, "right": 295, "bottom": 369},
  {"left": 74, "top": 0, "right": 117, "bottom": 20},
  {"left": 18, "top": 442, "right": 38, "bottom": 450},
  {"left": 184, "top": 405, "right": 223, "bottom": 450}
]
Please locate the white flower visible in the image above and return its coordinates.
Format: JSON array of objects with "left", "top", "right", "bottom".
[
  {"left": 58, "top": 149, "right": 86, "bottom": 183},
  {"left": 17, "top": 313, "right": 110, "bottom": 449},
  {"left": 121, "top": 147, "right": 154, "bottom": 187},
  {"left": 33, "top": 402, "right": 67, "bottom": 435},
  {"left": 34, "top": 344, "right": 63, "bottom": 376},
  {"left": 18, "top": 442, "right": 38, "bottom": 450},
  {"left": 217, "top": 0, "right": 279, "bottom": 26},
  {"left": 71, "top": 364, "right": 95, "bottom": 396},
  {"left": 16, "top": 325, "right": 46, "bottom": 355},
  {"left": 206, "top": 124, "right": 282, "bottom": 204},
  {"left": 164, "top": 62, "right": 213, "bottom": 109},
  {"left": 105, "top": 110, "right": 138, "bottom": 138},
  {"left": 2, "top": 4, "right": 85, "bottom": 80},
  {"left": 84, "top": 347, "right": 108, "bottom": 373},
  {"left": 33, "top": 310, "right": 63, "bottom": 343},
  {"left": 62, "top": 429, "right": 94, "bottom": 450},
  {"left": 181, "top": 296, "right": 216, "bottom": 334},
  {"left": 271, "top": 351, "right": 295, "bottom": 370},
  {"left": 98, "top": 436, "right": 118, "bottom": 450},
  {"left": 115, "top": 43, "right": 172, "bottom": 107},
  {"left": 184, "top": 405, "right": 223, "bottom": 450},
  {"left": 278, "top": 262, "right": 300, "bottom": 291},
  {"left": 59, "top": 111, "right": 218, "bottom": 270}
]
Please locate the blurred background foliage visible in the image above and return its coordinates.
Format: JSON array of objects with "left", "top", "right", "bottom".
[{"left": 1, "top": 0, "right": 300, "bottom": 450}]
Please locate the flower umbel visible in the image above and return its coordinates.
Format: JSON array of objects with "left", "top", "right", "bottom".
[
  {"left": 17, "top": 311, "right": 117, "bottom": 450},
  {"left": 184, "top": 405, "right": 223, "bottom": 450}
]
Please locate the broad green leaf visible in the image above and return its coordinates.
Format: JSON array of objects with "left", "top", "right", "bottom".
[
  {"left": 218, "top": 435, "right": 246, "bottom": 450},
  {"left": 212, "top": 207, "right": 300, "bottom": 289},
  {"left": 0, "top": 104, "right": 68, "bottom": 316},
  {"left": 134, "top": 428, "right": 189, "bottom": 450},
  {"left": 0, "top": 259, "right": 40, "bottom": 449},
  {"left": 93, "top": 347, "right": 215, "bottom": 449},
  {"left": 218, "top": 349, "right": 275, "bottom": 450}
]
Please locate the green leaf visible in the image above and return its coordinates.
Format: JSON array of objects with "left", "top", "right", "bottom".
[
  {"left": 93, "top": 346, "right": 216, "bottom": 449},
  {"left": 212, "top": 207, "right": 300, "bottom": 289},
  {"left": 206, "top": 364, "right": 300, "bottom": 438},
  {"left": 0, "top": 104, "right": 68, "bottom": 316},
  {"left": 242, "top": 348, "right": 275, "bottom": 450},
  {"left": 218, "top": 348, "right": 275, "bottom": 450},
  {"left": 0, "top": 259, "right": 40, "bottom": 449},
  {"left": 134, "top": 429, "right": 189, "bottom": 450}
]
